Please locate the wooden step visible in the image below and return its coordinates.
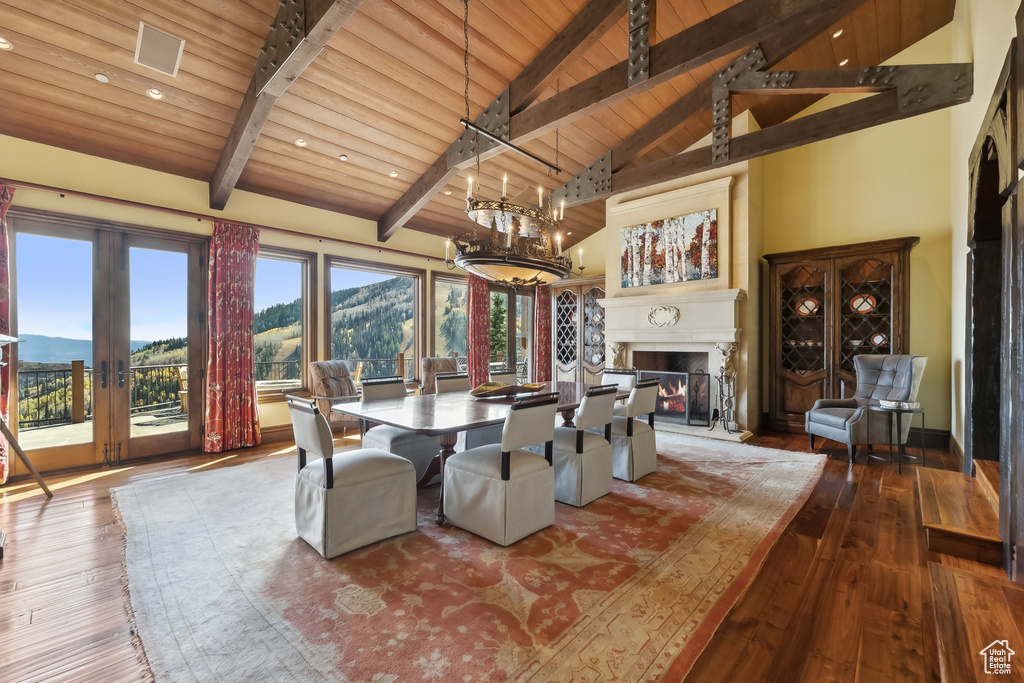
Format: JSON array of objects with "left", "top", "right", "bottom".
[
  {"left": 929, "top": 563, "right": 1024, "bottom": 682},
  {"left": 917, "top": 468, "right": 1002, "bottom": 566},
  {"left": 975, "top": 459, "right": 1001, "bottom": 514}
]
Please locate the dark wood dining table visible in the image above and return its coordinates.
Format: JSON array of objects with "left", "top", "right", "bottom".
[{"left": 332, "top": 381, "right": 628, "bottom": 524}]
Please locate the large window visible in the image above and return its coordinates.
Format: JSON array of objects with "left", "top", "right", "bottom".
[
  {"left": 433, "top": 277, "right": 468, "bottom": 359},
  {"left": 254, "top": 250, "right": 312, "bottom": 391},
  {"left": 329, "top": 260, "right": 420, "bottom": 381}
]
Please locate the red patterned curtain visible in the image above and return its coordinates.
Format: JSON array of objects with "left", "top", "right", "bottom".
[
  {"left": 533, "top": 284, "right": 552, "bottom": 382},
  {"left": 467, "top": 275, "right": 490, "bottom": 386},
  {"left": 0, "top": 186, "right": 14, "bottom": 484},
  {"left": 205, "top": 221, "right": 261, "bottom": 452}
]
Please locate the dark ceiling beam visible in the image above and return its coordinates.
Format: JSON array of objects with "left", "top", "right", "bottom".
[
  {"left": 209, "top": 0, "right": 364, "bottom": 211},
  {"left": 610, "top": 64, "right": 973, "bottom": 195},
  {"left": 509, "top": 0, "right": 851, "bottom": 143},
  {"left": 555, "top": 0, "right": 869, "bottom": 206},
  {"left": 377, "top": 0, "right": 627, "bottom": 242},
  {"left": 607, "top": 0, "right": 869, "bottom": 173}
]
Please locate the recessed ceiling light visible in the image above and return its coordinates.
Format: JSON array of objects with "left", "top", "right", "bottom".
[
  {"left": 566, "top": 231, "right": 573, "bottom": 236},
  {"left": 444, "top": 189, "right": 453, "bottom": 196},
  {"left": 832, "top": 29, "right": 843, "bottom": 38},
  {"left": 294, "top": 138, "right": 308, "bottom": 147},
  {"left": 94, "top": 73, "right": 110, "bottom": 84},
  {"left": 388, "top": 170, "right": 399, "bottom": 178},
  {"left": 146, "top": 87, "right": 164, "bottom": 100},
  {"left": 0, "top": 37, "right": 13, "bottom": 51},
  {"left": 339, "top": 154, "right": 348, "bottom": 161},
  {"left": 839, "top": 58, "right": 850, "bottom": 67}
]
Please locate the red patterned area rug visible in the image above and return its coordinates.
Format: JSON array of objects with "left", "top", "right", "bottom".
[{"left": 113, "top": 432, "right": 824, "bottom": 682}]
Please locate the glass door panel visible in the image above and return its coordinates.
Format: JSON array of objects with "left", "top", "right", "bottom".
[
  {"left": 515, "top": 294, "right": 533, "bottom": 382},
  {"left": 14, "top": 232, "right": 98, "bottom": 463},
  {"left": 121, "top": 235, "right": 200, "bottom": 460},
  {"left": 489, "top": 291, "right": 510, "bottom": 369},
  {"left": 128, "top": 247, "right": 189, "bottom": 439}
]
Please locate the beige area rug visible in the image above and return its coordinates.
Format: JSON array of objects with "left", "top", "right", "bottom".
[{"left": 113, "top": 432, "right": 824, "bottom": 682}]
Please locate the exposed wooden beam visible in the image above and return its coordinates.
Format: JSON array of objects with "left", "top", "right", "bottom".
[
  {"left": 209, "top": 0, "right": 364, "bottom": 211},
  {"left": 606, "top": 0, "right": 870, "bottom": 173},
  {"left": 509, "top": 0, "right": 847, "bottom": 143},
  {"left": 377, "top": 0, "right": 626, "bottom": 241},
  {"left": 510, "top": 0, "right": 627, "bottom": 114},
  {"left": 610, "top": 64, "right": 973, "bottom": 195}
]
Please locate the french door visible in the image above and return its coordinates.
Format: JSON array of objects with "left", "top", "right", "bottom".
[{"left": 10, "top": 212, "right": 205, "bottom": 473}]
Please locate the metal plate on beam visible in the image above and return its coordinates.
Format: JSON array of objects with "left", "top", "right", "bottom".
[
  {"left": 555, "top": 152, "right": 612, "bottom": 206},
  {"left": 628, "top": 0, "right": 653, "bottom": 87},
  {"left": 712, "top": 46, "right": 768, "bottom": 164},
  {"left": 255, "top": 0, "right": 305, "bottom": 97},
  {"left": 448, "top": 88, "right": 510, "bottom": 167}
]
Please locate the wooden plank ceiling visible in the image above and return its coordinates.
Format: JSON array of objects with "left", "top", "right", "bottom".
[{"left": 0, "top": 0, "right": 956, "bottom": 247}]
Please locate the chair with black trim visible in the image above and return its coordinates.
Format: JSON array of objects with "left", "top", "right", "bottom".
[
  {"left": 609, "top": 377, "right": 660, "bottom": 481},
  {"left": 443, "top": 393, "right": 559, "bottom": 545},
  {"left": 436, "top": 372, "right": 504, "bottom": 450},
  {"left": 539, "top": 383, "right": 617, "bottom": 507},
  {"left": 287, "top": 396, "right": 417, "bottom": 559},
  {"left": 359, "top": 376, "right": 440, "bottom": 485}
]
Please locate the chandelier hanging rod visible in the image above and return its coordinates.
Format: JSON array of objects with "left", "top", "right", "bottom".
[{"left": 459, "top": 119, "right": 561, "bottom": 175}]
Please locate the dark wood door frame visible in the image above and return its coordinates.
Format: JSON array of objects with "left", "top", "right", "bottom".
[{"left": 966, "top": 29, "right": 1024, "bottom": 581}]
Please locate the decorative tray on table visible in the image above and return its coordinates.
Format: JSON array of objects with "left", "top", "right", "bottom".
[{"left": 470, "top": 382, "right": 545, "bottom": 398}]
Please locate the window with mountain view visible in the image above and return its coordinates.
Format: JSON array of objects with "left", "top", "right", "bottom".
[
  {"left": 329, "top": 262, "right": 418, "bottom": 380},
  {"left": 434, "top": 278, "right": 467, "bottom": 359},
  {"left": 254, "top": 254, "right": 306, "bottom": 390}
]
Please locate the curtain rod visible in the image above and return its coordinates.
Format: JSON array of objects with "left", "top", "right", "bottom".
[{"left": 0, "top": 176, "right": 436, "bottom": 262}]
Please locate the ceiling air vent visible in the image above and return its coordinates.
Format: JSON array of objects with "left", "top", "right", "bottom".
[{"left": 134, "top": 22, "right": 185, "bottom": 77}]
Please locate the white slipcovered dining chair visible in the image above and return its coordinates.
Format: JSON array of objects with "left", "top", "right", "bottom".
[
  {"left": 436, "top": 372, "right": 504, "bottom": 450},
  {"left": 360, "top": 376, "right": 440, "bottom": 485},
  {"left": 609, "top": 377, "right": 660, "bottom": 481},
  {"left": 287, "top": 397, "right": 417, "bottom": 559},
  {"left": 489, "top": 369, "right": 519, "bottom": 385},
  {"left": 443, "top": 393, "right": 559, "bottom": 546},
  {"left": 537, "top": 383, "right": 617, "bottom": 507}
]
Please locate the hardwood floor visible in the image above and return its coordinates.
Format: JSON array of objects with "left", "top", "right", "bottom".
[{"left": 0, "top": 431, "right": 1012, "bottom": 682}]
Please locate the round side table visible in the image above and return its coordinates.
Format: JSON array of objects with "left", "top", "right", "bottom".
[{"left": 866, "top": 405, "right": 926, "bottom": 474}]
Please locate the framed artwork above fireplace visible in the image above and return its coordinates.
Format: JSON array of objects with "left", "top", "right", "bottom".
[{"left": 620, "top": 209, "right": 719, "bottom": 288}]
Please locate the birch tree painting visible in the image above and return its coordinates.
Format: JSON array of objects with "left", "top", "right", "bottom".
[{"left": 620, "top": 209, "right": 718, "bottom": 288}]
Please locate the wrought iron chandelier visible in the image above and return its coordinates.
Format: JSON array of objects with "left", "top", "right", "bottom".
[{"left": 444, "top": 0, "right": 582, "bottom": 289}]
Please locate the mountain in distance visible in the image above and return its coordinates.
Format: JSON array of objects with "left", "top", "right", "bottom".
[{"left": 18, "top": 334, "right": 151, "bottom": 365}]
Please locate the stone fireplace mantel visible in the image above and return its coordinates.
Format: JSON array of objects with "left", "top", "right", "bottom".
[{"left": 599, "top": 288, "right": 746, "bottom": 344}]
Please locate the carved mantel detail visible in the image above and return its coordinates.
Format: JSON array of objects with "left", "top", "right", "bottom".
[{"left": 648, "top": 305, "right": 680, "bottom": 327}]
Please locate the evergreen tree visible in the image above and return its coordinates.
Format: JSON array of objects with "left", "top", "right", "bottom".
[
  {"left": 439, "top": 286, "right": 467, "bottom": 355},
  {"left": 490, "top": 294, "right": 507, "bottom": 363}
]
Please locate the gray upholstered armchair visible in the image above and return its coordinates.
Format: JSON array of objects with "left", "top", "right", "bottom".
[
  {"left": 806, "top": 354, "right": 927, "bottom": 461},
  {"left": 420, "top": 356, "right": 458, "bottom": 395}
]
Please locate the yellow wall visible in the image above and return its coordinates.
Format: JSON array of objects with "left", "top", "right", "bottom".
[
  {"left": 762, "top": 26, "right": 955, "bottom": 431},
  {"left": 949, "top": 0, "right": 1020, "bottom": 445}
]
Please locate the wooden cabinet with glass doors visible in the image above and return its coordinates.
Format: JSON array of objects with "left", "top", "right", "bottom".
[
  {"left": 552, "top": 276, "right": 606, "bottom": 384},
  {"left": 764, "top": 237, "right": 918, "bottom": 432}
]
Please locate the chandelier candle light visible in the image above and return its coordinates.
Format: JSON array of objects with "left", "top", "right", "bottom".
[{"left": 443, "top": 0, "right": 583, "bottom": 289}]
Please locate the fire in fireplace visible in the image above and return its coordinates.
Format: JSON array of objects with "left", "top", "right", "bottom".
[{"left": 638, "top": 370, "right": 711, "bottom": 426}]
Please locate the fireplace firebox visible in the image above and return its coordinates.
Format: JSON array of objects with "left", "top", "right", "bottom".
[{"left": 634, "top": 349, "right": 713, "bottom": 427}]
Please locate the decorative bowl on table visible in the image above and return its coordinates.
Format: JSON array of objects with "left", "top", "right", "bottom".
[{"left": 470, "top": 382, "right": 545, "bottom": 398}]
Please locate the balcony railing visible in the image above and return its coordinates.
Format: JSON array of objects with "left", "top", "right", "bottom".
[
  {"left": 17, "top": 366, "right": 89, "bottom": 429},
  {"left": 254, "top": 360, "right": 301, "bottom": 385}
]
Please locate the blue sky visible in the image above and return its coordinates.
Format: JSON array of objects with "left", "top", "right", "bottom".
[{"left": 16, "top": 233, "right": 94, "bottom": 340}]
